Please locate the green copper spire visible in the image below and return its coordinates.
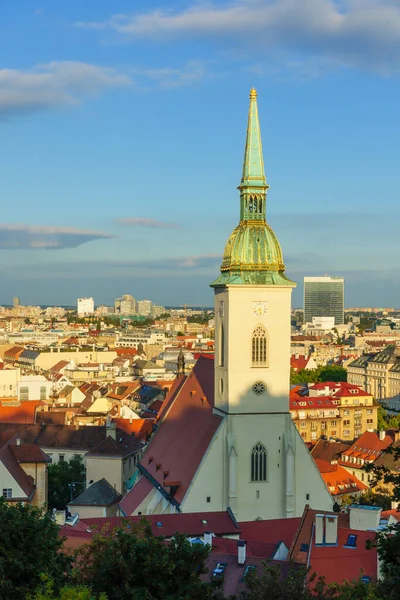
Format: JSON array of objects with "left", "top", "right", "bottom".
[
  {"left": 211, "top": 88, "right": 295, "bottom": 288},
  {"left": 240, "top": 88, "right": 268, "bottom": 191}
]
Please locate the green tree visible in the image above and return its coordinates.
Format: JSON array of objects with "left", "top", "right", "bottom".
[
  {"left": 239, "top": 561, "right": 383, "bottom": 600},
  {"left": 317, "top": 365, "right": 347, "bottom": 382},
  {"left": 24, "top": 317, "right": 32, "bottom": 325},
  {"left": 30, "top": 577, "right": 106, "bottom": 600},
  {"left": 74, "top": 521, "right": 223, "bottom": 600},
  {"left": 0, "top": 499, "right": 73, "bottom": 600},
  {"left": 48, "top": 455, "right": 86, "bottom": 510}
]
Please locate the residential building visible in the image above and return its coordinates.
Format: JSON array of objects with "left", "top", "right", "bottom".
[
  {"left": 0, "top": 434, "right": 50, "bottom": 507},
  {"left": 0, "top": 368, "right": 18, "bottom": 398},
  {"left": 137, "top": 300, "right": 153, "bottom": 316},
  {"left": 309, "top": 381, "right": 378, "bottom": 440},
  {"left": 77, "top": 297, "right": 94, "bottom": 316},
  {"left": 304, "top": 276, "right": 344, "bottom": 325},
  {"left": 67, "top": 478, "right": 122, "bottom": 519},
  {"left": 121, "top": 89, "right": 333, "bottom": 521},
  {"left": 348, "top": 346, "right": 400, "bottom": 409},
  {"left": 339, "top": 429, "right": 396, "bottom": 485},
  {"left": 290, "top": 354, "right": 317, "bottom": 371},
  {"left": 290, "top": 392, "right": 340, "bottom": 443},
  {"left": 85, "top": 420, "right": 143, "bottom": 495},
  {"left": 17, "top": 375, "right": 52, "bottom": 401},
  {"left": 115, "top": 294, "right": 137, "bottom": 315},
  {"left": 115, "top": 330, "right": 166, "bottom": 349}
]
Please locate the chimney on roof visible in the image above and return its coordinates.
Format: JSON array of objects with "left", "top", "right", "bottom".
[
  {"left": 379, "top": 430, "right": 386, "bottom": 441},
  {"left": 325, "top": 515, "right": 338, "bottom": 545},
  {"left": 349, "top": 505, "right": 382, "bottom": 531},
  {"left": 315, "top": 514, "right": 324, "bottom": 545},
  {"left": 237, "top": 540, "right": 247, "bottom": 565},
  {"left": 204, "top": 531, "right": 213, "bottom": 546}
]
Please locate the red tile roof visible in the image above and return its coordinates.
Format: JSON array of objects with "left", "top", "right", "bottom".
[
  {"left": 309, "top": 527, "right": 377, "bottom": 584},
  {"left": 85, "top": 434, "right": 142, "bottom": 458},
  {"left": 238, "top": 517, "right": 301, "bottom": 549},
  {"left": 119, "top": 475, "right": 153, "bottom": 515},
  {"left": 0, "top": 401, "right": 41, "bottom": 424},
  {"left": 0, "top": 438, "right": 35, "bottom": 499},
  {"left": 339, "top": 430, "right": 394, "bottom": 465},
  {"left": 381, "top": 509, "right": 400, "bottom": 522},
  {"left": 112, "top": 417, "right": 154, "bottom": 442},
  {"left": 123, "top": 357, "right": 221, "bottom": 511},
  {"left": 10, "top": 443, "right": 51, "bottom": 463},
  {"left": 290, "top": 396, "right": 337, "bottom": 410},
  {"left": 84, "top": 510, "right": 239, "bottom": 538},
  {"left": 315, "top": 460, "right": 368, "bottom": 496}
]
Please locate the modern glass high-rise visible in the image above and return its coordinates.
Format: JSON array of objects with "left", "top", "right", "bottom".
[{"left": 304, "top": 276, "right": 344, "bottom": 325}]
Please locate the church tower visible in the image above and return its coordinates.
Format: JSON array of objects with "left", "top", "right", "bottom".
[
  {"left": 211, "top": 88, "right": 296, "bottom": 416},
  {"left": 204, "top": 89, "right": 332, "bottom": 520}
]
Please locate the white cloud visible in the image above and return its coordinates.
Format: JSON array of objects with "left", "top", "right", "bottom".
[
  {"left": 115, "top": 217, "right": 181, "bottom": 229},
  {"left": 0, "top": 61, "right": 132, "bottom": 117},
  {"left": 0, "top": 60, "right": 206, "bottom": 117},
  {"left": 0, "top": 224, "right": 113, "bottom": 249},
  {"left": 76, "top": 0, "right": 400, "bottom": 73}
]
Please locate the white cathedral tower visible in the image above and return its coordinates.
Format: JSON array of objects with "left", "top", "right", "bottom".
[
  {"left": 121, "top": 89, "right": 333, "bottom": 522},
  {"left": 206, "top": 88, "right": 333, "bottom": 520}
]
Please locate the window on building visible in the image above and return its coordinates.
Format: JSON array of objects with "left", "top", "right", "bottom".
[
  {"left": 40, "top": 386, "right": 47, "bottom": 400},
  {"left": 206, "top": 496, "right": 211, "bottom": 503},
  {"left": 219, "top": 323, "right": 225, "bottom": 367},
  {"left": 345, "top": 534, "right": 357, "bottom": 547},
  {"left": 252, "top": 325, "right": 268, "bottom": 367},
  {"left": 343, "top": 419, "right": 350, "bottom": 425},
  {"left": 2, "top": 488, "right": 12, "bottom": 499},
  {"left": 301, "top": 421, "right": 307, "bottom": 428},
  {"left": 331, "top": 421, "right": 336, "bottom": 426},
  {"left": 251, "top": 442, "right": 267, "bottom": 482},
  {"left": 20, "top": 386, "right": 29, "bottom": 401},
  {"left": 59, "top": 454, "right": 65, "bottom": 462},
  {"left": 343, "top": 430, "right": 351, "bottom": 436},
  {"left": 344, "top": 409, "right": 350, "bottom": 416}
]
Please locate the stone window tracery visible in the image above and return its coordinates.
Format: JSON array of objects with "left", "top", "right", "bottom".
[
  {"left": 251, "top": 442, "right": 267, "bottom": 482},
  {"left": 252, "top": 324, "right": 268, "bottom": 367}
]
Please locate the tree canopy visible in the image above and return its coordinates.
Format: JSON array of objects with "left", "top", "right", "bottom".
[
  {"left": 48, "top": 455, "right": 86, "bottom": 510},
  {"left": 290, "top": 365, "right": 347, "bottom": 385},
  {"left": 74, "top": 521, "right": 223, "bottom": 600},
  {"left": 0, "top": 499, "right": 72, "bottom": 600}
]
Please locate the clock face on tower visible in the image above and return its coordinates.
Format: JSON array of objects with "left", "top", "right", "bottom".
[{"left": 252, "top": 301, "right": 268, "bottom": 317}]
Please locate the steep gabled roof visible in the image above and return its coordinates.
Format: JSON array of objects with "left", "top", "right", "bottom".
[
  {"left": 69, "top": 478, "right": 121, "bottom": 507},
  {"left": 123, "top": 357, "right": 221, "bottom": 509},
  {"left": 0, "top": 441, "right": 35, "bottom": 499}
]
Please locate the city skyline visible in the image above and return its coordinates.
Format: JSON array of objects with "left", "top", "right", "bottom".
[{"left": 3, "top": 0, "right": 400, "bottom": 306}]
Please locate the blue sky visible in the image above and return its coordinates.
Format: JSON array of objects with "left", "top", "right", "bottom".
[{"left": 2, "top": 0, "right": 400, "bottom": 308}]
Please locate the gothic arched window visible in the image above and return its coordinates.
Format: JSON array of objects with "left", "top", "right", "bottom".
[
  {"left": 219, "top": 323, "right": 225, "bottom": 367},
  {"left": 251, "top": 442, "right": 267, "bottom": 482},
  {"left": 252, "top": 325, "right": 268, "bottom": 367}
]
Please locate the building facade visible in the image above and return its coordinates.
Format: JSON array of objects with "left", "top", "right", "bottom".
[
  {"left": 304, "top": 276, "right": 344, "bottom": 325},
  {"left": 77, "top": 297, "right": 94, "bottom": 316}
]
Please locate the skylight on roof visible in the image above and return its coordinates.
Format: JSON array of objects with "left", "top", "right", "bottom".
[
  {"left": 201, "top": 519, "right": 208, "bottom": 524},
  {"left": 156, "top": 522, "right": 163, "bottom": 527}
]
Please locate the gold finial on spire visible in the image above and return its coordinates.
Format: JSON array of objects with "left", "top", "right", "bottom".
[{"left": 250, "top": 87, "right": 257, "bottom": 99}]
